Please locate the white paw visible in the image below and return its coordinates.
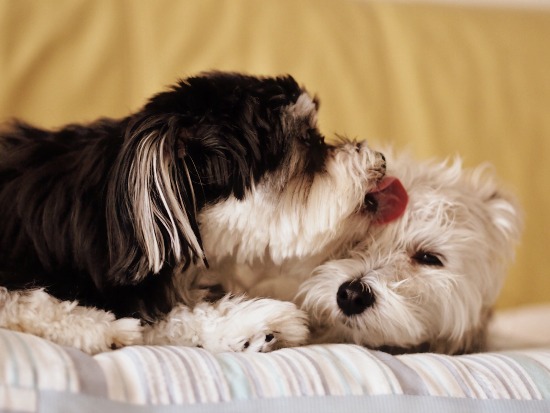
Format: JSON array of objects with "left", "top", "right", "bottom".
[
  {"left": 144, "top": 296, "right": 309, "bottom": 353},
  {"left": 0, "top": 288, "right": 143, "bottom": 354},
  {"left": 199, "top": 296, "right": 309, "bottom": 353},
  {"left": 108, "top": 318, "right": 144, "bottom": 350},
  {"left": 66, "top": 310, "right": 143, "bottom": 354}
]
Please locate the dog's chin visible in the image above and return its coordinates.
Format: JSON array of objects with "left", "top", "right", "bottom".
[{"left": 306, "top": 305, "right": 429, "bottom": 352}]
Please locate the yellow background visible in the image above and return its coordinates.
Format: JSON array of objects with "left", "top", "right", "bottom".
[{"left": 1, "top": 0, "right": 549, "bottom": 308}]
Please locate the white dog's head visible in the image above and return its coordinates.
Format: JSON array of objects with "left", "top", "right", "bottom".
[{"left": 298, "top": 150, "right": 523, "bottom": 354}]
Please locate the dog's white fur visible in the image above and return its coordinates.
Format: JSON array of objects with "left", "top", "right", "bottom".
[
  {"left": 296, "top": 150, "right": 522, "bottom": 353},
  {"left": 143, "top": 296, "right": 308, "bottom": 352},
  {"left": 0, "top": 91, "right": 522, "bottom": 354},
  {"left": 0, "top": 287, "right": 142, "bottom": 354},
  {"left": 199, "top": 138, "right": 384, "bottom": 264}
]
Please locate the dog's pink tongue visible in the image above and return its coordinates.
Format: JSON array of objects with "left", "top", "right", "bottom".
[{"left": 370, "top": 177, "right": 408, "bottom": 225}]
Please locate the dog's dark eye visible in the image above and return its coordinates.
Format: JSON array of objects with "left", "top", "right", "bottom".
[
  {"left": 412, "top": 251, "right": 444, "bottom": 267},
  {"left": 363, "top": 194, "right": 378, "bottom": 213}
]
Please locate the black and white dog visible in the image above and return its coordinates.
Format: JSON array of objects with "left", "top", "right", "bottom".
[{"left": 0, "top": 72, "right": 407, "bottom": 353}]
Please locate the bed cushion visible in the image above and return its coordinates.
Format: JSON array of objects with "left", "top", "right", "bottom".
[{"left": 1, "top": 328, "right": 549, "bottom": 413}]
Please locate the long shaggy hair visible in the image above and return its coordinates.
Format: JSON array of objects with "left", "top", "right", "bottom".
[{"left": 0, "top": 72, "right": 390, "bottom": 328}]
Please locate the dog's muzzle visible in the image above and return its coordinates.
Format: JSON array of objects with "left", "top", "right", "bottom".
[{"left": 336, "top": 281, "right": 375, "bottom": 316}]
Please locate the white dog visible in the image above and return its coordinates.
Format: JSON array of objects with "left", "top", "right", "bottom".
[
  {"left": 296, "top": 150, "right": 523, "bottom": 354},
  {"left": 145, "top": 149, "right": 522, "bottom": 355}
]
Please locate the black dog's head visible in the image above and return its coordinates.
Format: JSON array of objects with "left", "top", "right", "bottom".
[{"left": 106, "top": 72, "right": 328, "bottom": 284}]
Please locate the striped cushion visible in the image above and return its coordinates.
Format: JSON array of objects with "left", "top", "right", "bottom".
[{"left": 1, "top": 328, "right": 549, "bottom": 412}]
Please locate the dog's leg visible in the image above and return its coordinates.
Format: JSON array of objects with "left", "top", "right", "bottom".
[
  {"left": 143, "top": 295, "right": 309, "bottom": 353},
  {"left": 0, "top": 287, "right": 142, "bottom": 354}
]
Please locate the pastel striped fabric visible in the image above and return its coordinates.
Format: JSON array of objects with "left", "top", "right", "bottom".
[{"left": 1, "top": 328, "right": 550, "bottom": 412}]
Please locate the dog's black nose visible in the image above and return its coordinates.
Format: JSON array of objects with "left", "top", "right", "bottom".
[{"left": 336, "top": 281, "right": 375, "bottom": 316}]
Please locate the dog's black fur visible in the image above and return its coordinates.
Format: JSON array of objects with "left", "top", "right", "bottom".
[{"left": 0, "top": 72, "right": 327, "bottom": 320}]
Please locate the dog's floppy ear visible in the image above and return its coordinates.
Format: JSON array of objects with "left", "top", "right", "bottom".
[
  {"left": 106, "top": 114, "right": 205, "bottom": 284},
  {"left": 469, "top": 165, "right": 523, "bottom": 258},
  {"left": 484, "top": 189, "right": 523, "bottom": 261}
]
